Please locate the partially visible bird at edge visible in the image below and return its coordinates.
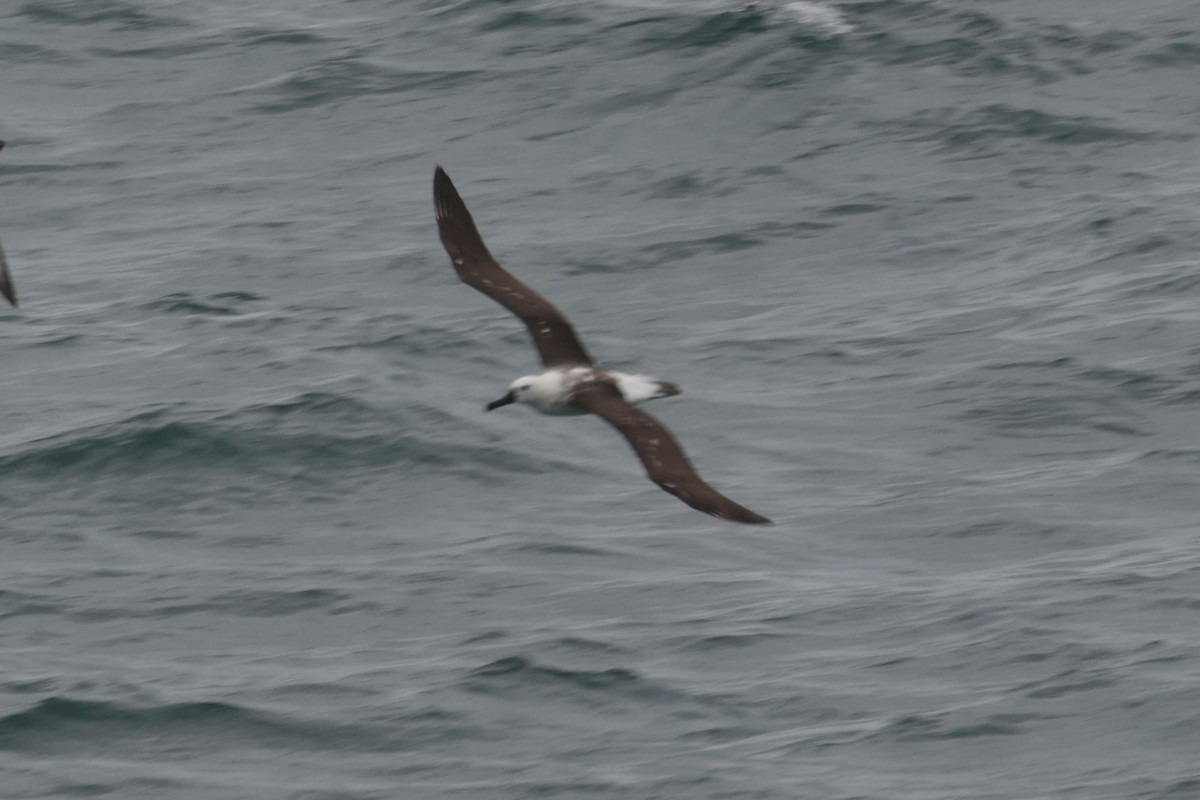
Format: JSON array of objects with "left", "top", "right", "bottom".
[{"left": 0, "top": 139, "right": 17, "bottom": 308}]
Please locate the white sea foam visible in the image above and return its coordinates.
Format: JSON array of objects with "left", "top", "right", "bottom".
[
  {"left": 595, "top": 0, "right": 853, "bottom": 37},
  {"left": 781, "top": 1, "right": 853, "bottom": 36}
]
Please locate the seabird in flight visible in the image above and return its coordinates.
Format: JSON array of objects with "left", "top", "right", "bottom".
[{"left": 433, "top": 167, "right": 771, "bottom": 524}]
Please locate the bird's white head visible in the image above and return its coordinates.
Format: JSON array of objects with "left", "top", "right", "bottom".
[{"left": 486, "top": 371, "right": 566, "bottom": 414}]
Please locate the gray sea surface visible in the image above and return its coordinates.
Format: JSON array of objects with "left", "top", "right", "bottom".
[{"left": 3, "top": 0, "right": 1200, "bottom": 798}]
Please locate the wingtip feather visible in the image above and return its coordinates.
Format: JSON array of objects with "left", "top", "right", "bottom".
[{"left": 714, "top": 506, "right": 773, "bottom": 525}]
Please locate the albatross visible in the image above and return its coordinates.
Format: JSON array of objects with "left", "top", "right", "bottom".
[{"left": 433, "top": 167, "right": 771, "bottom": 525}]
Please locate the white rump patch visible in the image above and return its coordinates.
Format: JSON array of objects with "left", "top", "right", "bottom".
[{"left": 613, "top": 372, "right": 672, "bottom": 405}]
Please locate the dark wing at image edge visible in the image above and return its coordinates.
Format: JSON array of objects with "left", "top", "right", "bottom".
[
  {"left": 0, "top": 238, "right": 16, "bottom": 308},
  {"left": 0, "top": 141, "right": 13, "bottom": 307},
  {"left": 573, "top": 384, "right": 773, "bottom": 524},
  {"left": 433, "top": 167, "right": 592, "bottom": 367}
]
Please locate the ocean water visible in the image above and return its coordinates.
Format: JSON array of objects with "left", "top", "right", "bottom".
[{"left": 2, "top": 0, "right": 1200, "bottom": 797}]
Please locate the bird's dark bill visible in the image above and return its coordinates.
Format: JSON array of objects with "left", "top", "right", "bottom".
[{"left": 486, "top": 391, "right": 516, "bottom": 411}]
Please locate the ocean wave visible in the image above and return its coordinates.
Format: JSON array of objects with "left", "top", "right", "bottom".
[
  {"left": 892, "top": 104, "right": 1154, "bottom": 156},
  {"left": 462, "top": 655, "right": 687, "bottom": 706},
  {"left": 849, "top": 4, "right": 1141, "bottom": 83},
  {"left": 781, "top": 2, "right": 853, "bottom": 36},
  {"left": 16, "top": 0, "right": 186, "bottom": 30},
  {"left": 1137, "top": 39, "right": 1200, "bottom": 68},
  {"left": 78, "top": 587, "right": 358, "bottom": 622},
  {"left": 0, "top": 588, "right": 62, "bottom": 621},
  {"left": 931, "top": 354, "right": 1198, "bottom": 440},
  {"left": 144, "top": 291, "right": 265, "bottom": 316},
  {"left": 866, "top": 708, "right": 1044, "bottom": 742},
  {"left": 0, "top": 696, "right": 390, "bottom": 754},
  {"left": 627, "top": 6, "right": 772, "bottom": 51},
  {"left": 0, "top": 393, "right": 582, "bottom": 509},
  {"left": 434, "top": 0, "right": 849, "bottom": 74},
  {"left": 0, "top": 40, "right": 80, "bottom": 64},
  {"left": 89, "top": 26, "right": 328, "bottom": 59},
  {"left": 233, "top": 54, "right": 484, "bottom": 114},
  {"left": 598, "top": 0, "right": 851, "bottom": 36}
]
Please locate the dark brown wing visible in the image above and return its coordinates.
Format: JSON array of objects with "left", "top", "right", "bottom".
[
  {"left": 0, "top": 238, "right": 16, "bottom": 308},
  {"left": 573, "top": 383, "right": 772, "bottom": 525},
  {"left": 433, "top": 167, "right": 592, "bottom": 367},
  {"left": 0, "top": 142, "right": 12, "bottom": 307}
]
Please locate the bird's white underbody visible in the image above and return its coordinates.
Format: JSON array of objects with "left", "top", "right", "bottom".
[{"left": 502, "top": 367, "right": 677, "bottom": 416}]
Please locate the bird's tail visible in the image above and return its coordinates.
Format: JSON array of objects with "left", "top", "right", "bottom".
[
  {"left": 654, "top": 381, "right": 682, "bottom": 399},
  {"left": 613, "top": 373, "right": 682, "bottom": 404}
]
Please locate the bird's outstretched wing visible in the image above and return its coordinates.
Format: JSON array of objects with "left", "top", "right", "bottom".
[
  {"left": 0, "top": 238, "right": 16, "bottom": 308},
  {"left": 572, "top": 383, "right": 772, "bottom": 524},
  {"left": 0, "top": 140, "right": 13, "bottom": 308},
  {"left": 433, "top": 167, "right": 592, "bottom": 367}
]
